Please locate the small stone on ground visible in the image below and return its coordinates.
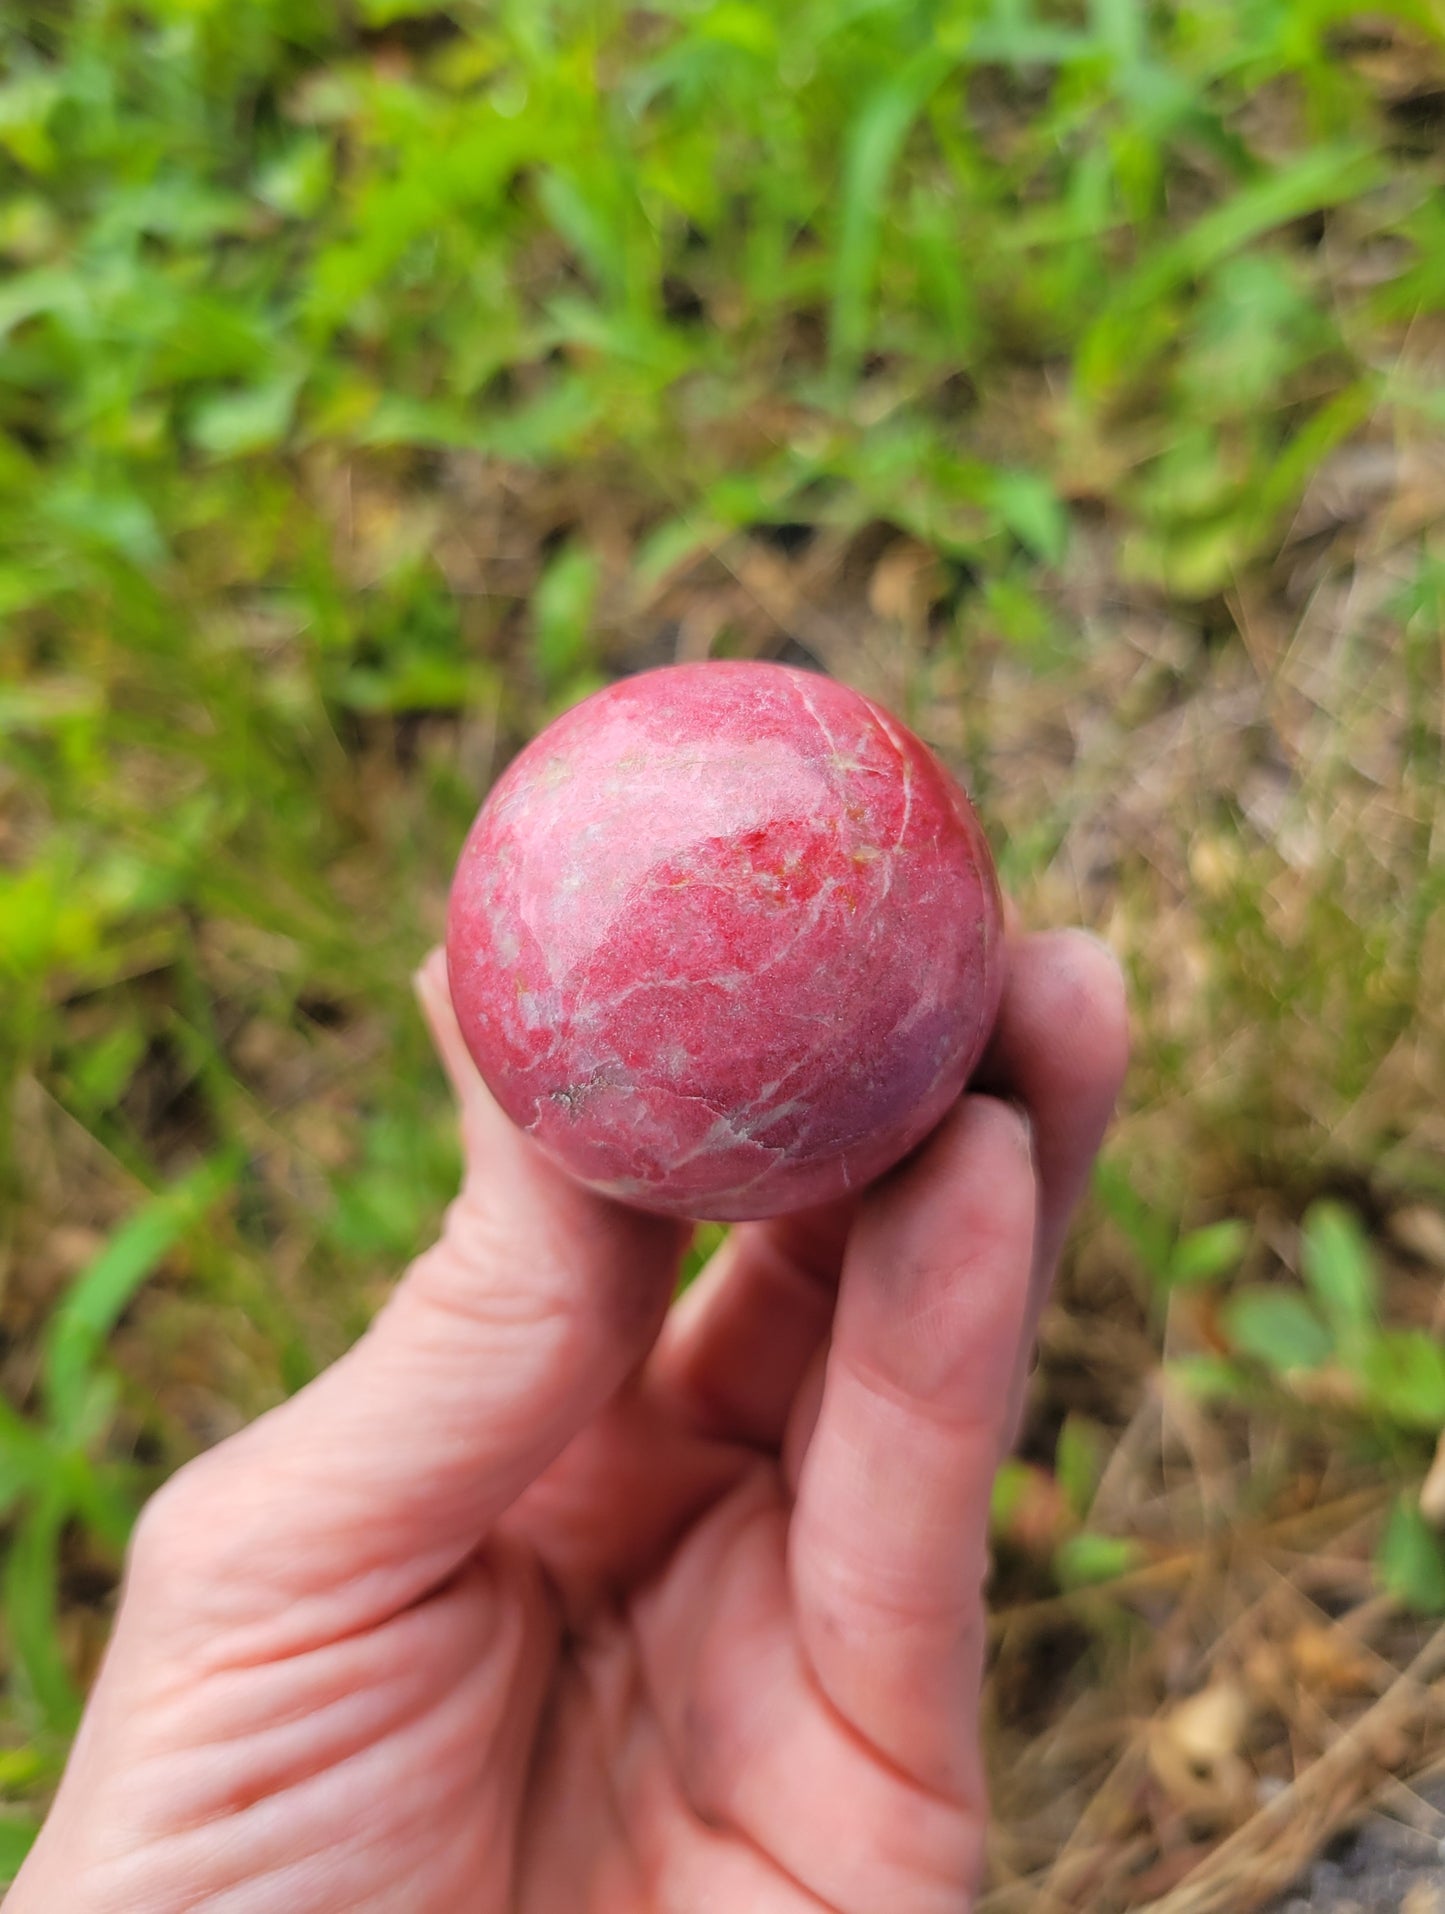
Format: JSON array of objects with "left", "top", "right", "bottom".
[{"left": 1272, "top": 1780, "right": 1445, "bottom": 1914}]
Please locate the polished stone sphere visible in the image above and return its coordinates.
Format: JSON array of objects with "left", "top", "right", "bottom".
[{"left": 446, "top": 662, "right": 1004, "bottom": 1220}]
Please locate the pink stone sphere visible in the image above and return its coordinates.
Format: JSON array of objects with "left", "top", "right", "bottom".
[{"left": 445, "top": 662, "right": 1005, "bottom": 1221}]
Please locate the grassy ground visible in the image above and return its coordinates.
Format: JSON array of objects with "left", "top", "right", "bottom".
[{"left": 2, "top": 0, "right": 1443, "bottom": 1904}]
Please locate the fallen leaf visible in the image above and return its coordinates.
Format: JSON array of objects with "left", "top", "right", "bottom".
[
  {"left": 1287, "top": 1622, "right": 1378, "bottom": 1697},
  {"left": 1147, "top": 1682, "right": 1255, "bottom": 1827},
  {"left": 1392, "top": 1205, "right": 1445, "bottom": 1273},
  {"left": 867, "top": 540, "right": 939, "bottom": 628}
]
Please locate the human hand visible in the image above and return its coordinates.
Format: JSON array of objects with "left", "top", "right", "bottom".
[{"left": 11, "top": 927, "right": 1126, "bottom": 1914}]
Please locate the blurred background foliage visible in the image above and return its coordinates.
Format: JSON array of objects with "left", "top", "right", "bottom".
[{"left": 1, "top": 0, "right": 1442, "bottom": 1903}]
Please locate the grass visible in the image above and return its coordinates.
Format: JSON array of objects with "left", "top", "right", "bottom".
[{"left": 1, "top": 0, "right": 1443, "bottom": 1903}]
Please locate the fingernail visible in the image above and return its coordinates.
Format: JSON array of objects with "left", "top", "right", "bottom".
[
  {"left": 1069, "top": 926, "right": 1126, "bottom": 976},
  {"left": 413, "top": 946, "right": 446, "bottom": 993},
  {"left": 1008, "top": 1097, "right": 1038, "bottom": 1169}
]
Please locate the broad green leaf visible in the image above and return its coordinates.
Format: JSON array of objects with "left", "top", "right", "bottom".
[
  {"left": 1167, "top": 1220, "right": 1250, "bottom": 1289},
  {"left": 0, "top": 190, "right": 59, "bottom": 259},
  {"left": 1300, "top": 1202, "right": 1378, "bottom": 1353},
  {"left": 1121, "top": 517, "right": 1253, "bottom": 600},
  {"left": 255, "top": 137, "right": 334, "bottom": 220},
  {"left": 634, "top": 515, "right": 725, "bottom": 590},
  {"left": 533, "top": 544, "right": 600, "bottom": 696},
  {"left": 189, "top": 377, "right": 300, "bottom": 459},
  {"left": 1165, "top": 1355, "right": 1252, "bottom": 1402},
  {"left": 66, "top": 1020, "right": 147, "bottom": 1114},
  {"left": 42, "top": 1152, "right": 241, "bottom": 1443},
  {"left": 989, "top": 1458, "right": 1033, "bottom": 1533},
  {"left": 98, "top": 179, "right": 255, "bottom": 244},
  {"left": 1092, "top": 1156, "right": 1174, "bottom": 1284},
  {"left": 989, "top": 1461, "right": 1067, "bottom": 1552},
  {"left": 1378, "top": 1496, "right": 1445, "bottom": 1613},
  {"left": 0, "top": 563, "right": 59, "bottom": 621},
  {"left": 1055, "top": 1415, "right": 1106, "bottom": 1522},
  {"left": 1222, "top": 1288, "right": 1333, "bottom": 1373},
  {"left": 0, "top": 71, "right": 62, "bottom": 173},
  {"left": 360, "top": 395, "right": 491, "bottom": 451},
  {"left": 38, "top": 485, "right": 165, "bottom": 569},
  {"left": 368, "top": 380, "right": 605, "bottom": 462},
  {"left": 0, "top": 861, "right": 102, "bottom": 979},
  {"left": 1362, "top": 1332, "right": 1445, "bottom": 1433},
  {"left": 0, "top": 1745, "right": 52, "bottom": 1789},
  {"left": 338, "top": 659, "right": 482, "bottom": 714},
  {"left": 1054, "top": 1532, "right": 1146, "bottom": 1589},
  {"left": 987, "top": 470, "right": 1070, "bottom": 566},
  {"left": 698, "top": 3, "right": 779, "bottom": 56},
  {"left": 0, "top": 266, "right": 85, "bottom": 336}
]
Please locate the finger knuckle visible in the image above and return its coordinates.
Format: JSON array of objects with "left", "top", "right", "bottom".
[{"left": 127, "top": 1451, "right": 227, "bottom": 1595}]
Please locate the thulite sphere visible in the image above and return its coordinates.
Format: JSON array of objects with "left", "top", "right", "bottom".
[{"left": 445, "top": 662, "right": 1005, "bottom": 1221}]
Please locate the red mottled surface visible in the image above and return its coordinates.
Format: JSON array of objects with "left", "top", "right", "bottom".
[{"left": 446, "top": 662, "right": 1005, "bottom": 1220}]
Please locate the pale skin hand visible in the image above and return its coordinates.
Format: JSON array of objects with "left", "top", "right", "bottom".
[{"left": 11, "top": 929, "right": 1126, "bottom": 1914}]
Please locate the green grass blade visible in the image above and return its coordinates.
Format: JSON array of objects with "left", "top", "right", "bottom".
[
  {"left": 828, "top": 46, "right": 956, "bottom": 386},
  {"left": 1378, "top": 1496, "right": 1445, "bottom": 1613},
  {"left": 4, "top": 1488, "right": 81, "bottom": 1734},
  {"left": 1223, "top": 1288, "right": 1334, "bottom": 1374},
  {"left": 0, "top": 1397, "right": 53, "bottom": 1521},
  {"left": 42, "top": 1150, "right": 242, "bottom": 1444},
  {"left": 1089, "top": 0, "right": 1145, "bottom": 68},
  {"left": 1080, "top": 145, "right": 1384, "bottom": 394},
  {"left": 1153, "top": 144, "right": 1382, "bottom": 288}
]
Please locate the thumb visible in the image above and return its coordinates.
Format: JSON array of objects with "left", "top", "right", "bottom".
[{"left": 133, "top": 950, "right": 686, "bottom": 1646}]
